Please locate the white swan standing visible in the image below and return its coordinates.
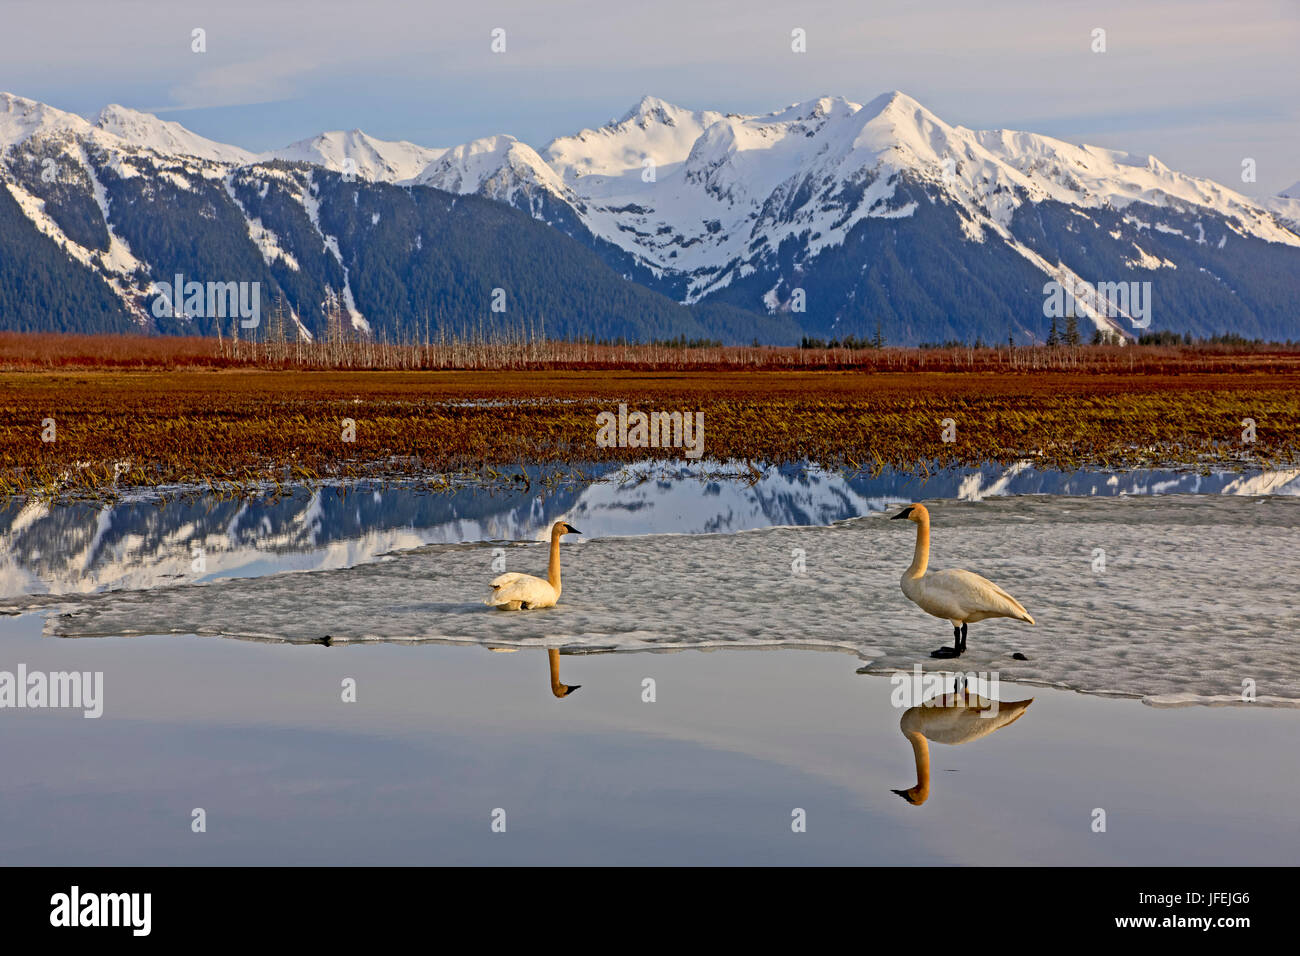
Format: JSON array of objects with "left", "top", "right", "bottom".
[
  {"left": 485, "top": 521, "right": 581, "bottom": 610},
  {"left": 891, "top": 503, "right": 1034, "bottom": 658},
  {"left": 893, "top": 690, "right": 1034, "bottom": 805}
]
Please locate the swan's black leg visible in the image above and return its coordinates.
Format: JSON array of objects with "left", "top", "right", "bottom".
[
  {"left": 960, "top": 623, "right": 968, "bottom": 652},
  {"left": 932, "top": 626, "right": 962, "bottom": 658}
]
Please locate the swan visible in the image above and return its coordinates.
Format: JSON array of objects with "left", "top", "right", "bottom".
[
  {"left": 891, "top": 503, "right": 1034, "bottom": 658},
  {"left": 893, "top": 690, "right": 1033, "bottom": 805},
  {"left": 484, "top": 521, "right": 580, "bottom": 610}
]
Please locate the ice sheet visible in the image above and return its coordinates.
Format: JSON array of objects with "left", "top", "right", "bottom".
[
  {"left": 3, "top": 462, "right": 1296, "bottom": 598},
  {"left": 35, "top": 494, "right": 1300, "bottom": 706}
]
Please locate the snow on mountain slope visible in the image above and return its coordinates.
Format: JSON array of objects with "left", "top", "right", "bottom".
[
  {"left": 95, "top": 104, "right": 256, "bottom": 164},
  {"left": 967, "top": 129, "right": 1297, "bottom": 244},
  {"left": 544, "top": 90, "right": 1300, "bottom": 303},
  {"left": 4, "top": 90, "right": 1300, "bottom": 343},
  {"left": 7, "top": 90, "right": 1294, "bottom": 274},
  {"left": 570, "top": 95, "right": 904, "bottom": 290},
  {"left": 0, "top": 92, "right": 117, "bottom": 151},
  {"left": 1268, "top": 181, "right": 1300, "bottom": 230},
  {"left": 413, "top": 134, "right": 572, "bottom": 207},
  {"left": 544, "top": 95, "right": 728, "bottom": 193},
  {"left": 263, "top": 129, "right": 445, "bottom": 183},
  {"left": 0, "top": 94, "right": 157, "bottom": 323},
  {"left": 1, "top": 96, "right": 436, "bottom": 330},
  {"left": 292, "top": 169, "right": 371, "bottom": 334}
]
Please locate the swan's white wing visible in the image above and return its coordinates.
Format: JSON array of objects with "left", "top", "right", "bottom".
[
  {"left": 922, "top": 569, "right": 1034, "bottom": 623},
  {"left": 485, "top": 573, "right": 557, "bottom": 608}
]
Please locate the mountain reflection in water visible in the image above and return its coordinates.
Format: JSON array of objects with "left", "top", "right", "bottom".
[{"left": 2, "top": 460, "right": 1296, "bottom": 599}]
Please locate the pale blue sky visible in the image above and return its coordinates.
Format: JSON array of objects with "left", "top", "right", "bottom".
[{"left": 3, "top": 0, "right": 1297, "bottom": 195}]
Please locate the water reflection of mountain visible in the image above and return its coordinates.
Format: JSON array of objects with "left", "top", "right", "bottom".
[
  {"left": 2, "top": 461, "right": 1296, "bottom": 598},
  {"left": 842, "top": 461, "right": 1300, "bottom": 502},
  {"left": 0, "top": 466, "right": 609, "bottom": 598}
]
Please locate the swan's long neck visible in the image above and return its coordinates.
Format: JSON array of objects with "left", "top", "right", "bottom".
[
  {"left": 548, "top": 648, "right": 564, "bottom": 696},
  {"left": 905, "top": 513, "right": 930, "bottom": 579},
  {"left": 547, "top": 530, "right": 562, "bottom": 593},
  {"left": 906, "top": 730, "right": 931, "bottom": 802}
]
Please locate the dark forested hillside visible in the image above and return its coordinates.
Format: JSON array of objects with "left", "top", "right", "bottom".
[
  {"left": 3, "top": 142, "right": 1299, "bottom": 346},
  {"left": 0, "top": 154, "right": 801, "bottom": 344},
  {"left": 0, "top": 179, "right": 136, "bottom": 334}
]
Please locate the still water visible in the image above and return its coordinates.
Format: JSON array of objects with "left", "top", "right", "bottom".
[{"left": 1, "top": 462, "right": 1297, "bottom": 864}]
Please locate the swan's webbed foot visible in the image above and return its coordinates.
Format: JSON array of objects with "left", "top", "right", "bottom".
[{"left": 931, "top": 645, "right": 962, "bottom": 659}]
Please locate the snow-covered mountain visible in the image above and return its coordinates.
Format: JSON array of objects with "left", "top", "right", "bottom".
[
  {"left": 406, "top": 91, "right": 1300, "bottom": 341},
  {"left": 1267, "top": 181, "right": 1300, "bottom": 231},
  {"left": 412, "top": 134, "right": 570, "bottom": 212},
  {"left": 0, "top": 92, "right": 105, "bottom": 148},
  {"left": 264, "top": 129, "right": 445, "bottom": 183},
  {"left": 95, "top": 104, "right": 257, "bottom": 165},
  {"left": 545, "top": 95, "right": 729, "bottom": 187},
  {"left": 3, "top": 89, "right": 1300, "bottom": 344}
]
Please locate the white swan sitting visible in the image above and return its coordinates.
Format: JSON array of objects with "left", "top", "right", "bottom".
[
  {"left": 891, "top": 503, "right": 1034, "bottom": 658},
  {"left": 893, "top": 690, "right": 1034, "bottom": 805},
  {"left": 484, "top": 521, "right": 580, "bottom": 610}
]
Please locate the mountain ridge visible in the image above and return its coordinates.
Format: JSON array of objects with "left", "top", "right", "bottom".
[{"left": 2, "top": 89, "right": 1299, "bottom": 345}]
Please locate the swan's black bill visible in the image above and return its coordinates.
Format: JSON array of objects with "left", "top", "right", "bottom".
[
  {"left": 890, "top": 507, "right": 914, "bottom": 520},
  {"left": 891, "top": 788, "right": 920, "bottom": 805},
  {"left": 563, "top": 524, "right": 582, "bottom": 534}
]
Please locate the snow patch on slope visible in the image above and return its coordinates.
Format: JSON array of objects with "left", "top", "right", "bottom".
[
  {"left": 264, "top": 129, "right": 444, "bottom": 183},
  {"left": 414, "top": 134, "right": 571, "bottom": 211},
  {"left": 0, "top": 92, "right": 110, "bottom": 149},
  {"left": 298, "top": 171, "right": 370, "bottom": 334},
  {"left": 222, "top": 174, "right": 300, "bottom": 271},
  {"left": 95, "top": 104, "right": 256, "bottom": 165}
]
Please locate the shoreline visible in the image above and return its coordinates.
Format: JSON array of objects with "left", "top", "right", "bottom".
[
  {"left": 15, "top": 609, "right": 1299, "bottom": 709},
  {"left": 4, "top": 456, "right": 1298, "bottom": 506}
]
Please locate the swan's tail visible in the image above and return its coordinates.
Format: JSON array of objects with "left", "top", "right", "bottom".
[{"left": 1017, "top": 610, "right": 1035, "bottom": 625}]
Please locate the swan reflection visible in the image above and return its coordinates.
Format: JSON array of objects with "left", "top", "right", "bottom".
[
  {"left": 548, "top": 648, "right": 581, "bottom": 698},
  {"left": 489, "top": 646, "right": 581, "bottom": 699},
  {"left": 893, "top": 687, "right": 1032, "bottom": 806}
]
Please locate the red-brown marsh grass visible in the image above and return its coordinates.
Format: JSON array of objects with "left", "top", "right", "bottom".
[{"left": 2, "top": 356, "right": 1296, "bottom": 499}]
